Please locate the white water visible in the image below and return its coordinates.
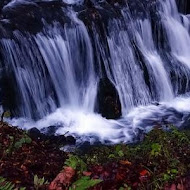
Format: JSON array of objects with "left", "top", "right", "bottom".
[
  {"left": 161, "top": 0, "right": 190, "bottom": 69},
  {"left": 8, "top": 95, "right": 190, "bottom": 144},
  {"left": 1, "top": 0, "right": 190, "bottom": 144}
]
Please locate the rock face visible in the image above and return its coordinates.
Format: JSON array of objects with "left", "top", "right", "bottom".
[
  {"left": 96, "top": 78, "right": 121, "bottom": 119},
  {"left": 176, "top": 0, "right": 190, "bottom": 14},
  {"left": 0, "top": 73, "right": 17, "bottom": 113}
]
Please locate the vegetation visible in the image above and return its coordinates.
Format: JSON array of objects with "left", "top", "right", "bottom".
[
  {"left": 0, "top": 176, "right": 25, "bottom": 190},
  {"left": 0, "top": 121, "right": 190, "bottom": 189}
]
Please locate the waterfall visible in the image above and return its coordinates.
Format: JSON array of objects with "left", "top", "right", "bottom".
[{"left": 0, "top": 0, "right": 190, "bottom": 144}]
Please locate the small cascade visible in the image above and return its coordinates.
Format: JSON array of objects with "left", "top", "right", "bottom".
[{"left": 160, "top": 0, "right": 190, "bottom": 69}]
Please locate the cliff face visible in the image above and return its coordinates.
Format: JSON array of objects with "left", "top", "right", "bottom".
[{"left": 0, "top": 0, "right": 189, "bottom": 38}]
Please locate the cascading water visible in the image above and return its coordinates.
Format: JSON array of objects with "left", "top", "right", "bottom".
[{"left": 0, "top": 0, "right": 190, "bottom": 144}]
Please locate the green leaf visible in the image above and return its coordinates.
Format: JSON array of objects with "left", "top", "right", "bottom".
[
  {"left": 0, "top": 176, "right": 26, "bottom": 190},
  {"left": 170, "top": 169, "right": 178, "bottom": 174},
  {"left": 115, "top": 145, "right": 122, "bottom": 152},
  {"left": 118, "top": 150, "right": 124, "bottom": 157},
  {"left": 24, "top": 137, "right": 32, "bottom": 144},
  {"left": 14, "top": 141, "right": 23, "bottom": 149},
  {"left": 163, "top": 174, "right": 170, "bottom": 181},
  {"left": 34, "top": 175, "right": 38, "bottom": 186},
  {"left": 71, "top": 176, "right": 102, "bottom": 190},
  {"left": 151, "top": 143, "right": 162, "bottom": 156},
  {"left": 19, "top": 188, "right": 26, "bottom": 190},
  {"left": 65, "top": 155, "right": 87, "bottom": 172},
  {"left": 34, "top": 175, "right": 48, "bottom": 189},
  {"left": 14, "top": 136, "right": 32, "bottom": 149},
  {"left": 108, "top": 154, "right": 115, "bottom": 158}
]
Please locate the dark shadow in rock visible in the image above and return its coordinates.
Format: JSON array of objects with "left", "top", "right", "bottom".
[
  {"left": 28, "top": 127, "right": 44, "bottom": 140},
  {"left": 77, "top": 140, "right": 102, "bottom": 154},
  {"left": 28, "top": 126, "right": 76, "bottom": 147},
  {"left": 66, "top": 136, "right": 76, "bottom": 145},
  {"left": 96, "top": 78, "right": 121, "bottom": 119}
]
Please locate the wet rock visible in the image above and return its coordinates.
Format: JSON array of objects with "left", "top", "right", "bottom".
[
  {"left": 28, "top": 127, "right": 43, "bottom": 140},
  {"left": 41, "top": 125, "right": 70, "bottom": 146},
  {"left": 66, "top": 136, "right": 76, "bottom": 145},
  {"left": 41, "top": 125, "right": 60, "bottom": 136},
  {"left": 181, "top": 115, "right": 190, "bottom": 129},
  {"left": 133, "top": 128, "right": 146, "bottom": 142},
  {"left": 47, "top": 134, "right": 67, "bottom": 147},
  {"left": 152, "top": 101, "right": 160, "bottom": 106},
  {"left": 62, "top": 145, "right": 76, "bottom": 152},
  {"left": 84, "top": 0, "right": 94, "bottom": 7},
  {"left": 29, "top": 126, "right": 76, "bottom": 146},
  {"left": 0, "top": 73, "right": 17, "bottom": 114},
  {"left": 176, "top": 0, "right": 190, "bottom": 14},
  {"left": 96, "top": 78, "right": 121, "bottom": 119}
]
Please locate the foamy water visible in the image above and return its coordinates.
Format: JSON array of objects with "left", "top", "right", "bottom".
[{"left": 8, "top": 95, "right": 190, "bottom": 144}]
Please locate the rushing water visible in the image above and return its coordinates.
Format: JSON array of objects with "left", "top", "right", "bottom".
[{"left": 1, "top": 0, "right": 190, "bottom": 144}]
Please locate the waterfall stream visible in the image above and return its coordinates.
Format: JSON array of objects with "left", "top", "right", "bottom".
[{"left": 0, "top": 0, "right": 190, "bottom": 144}]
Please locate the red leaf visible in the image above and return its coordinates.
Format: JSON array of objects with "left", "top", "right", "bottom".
[
  {"left": 49, "top": 167, "right": 75, "bottom": 190},
  {"left": 140, "top": 170, "right": 149, "bottom": 176},
  {"left": 83, "top": 171, "right": 92, "bottom": 176},
  {"left": 119, "top": 160, "right": 132, "bottom": 166}
]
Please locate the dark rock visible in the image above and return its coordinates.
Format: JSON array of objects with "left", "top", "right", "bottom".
[
  {"left": 96, "top": 78, "right": 121, "bottom": 119},
  {"left": 41, "top": 125, "right": 60, "bottom": 136},
  {"left": 28, "top": 127, "right": 43, "bottom": 140},
  {"left": 56, "top": 135, "right": 67, "bottom": 144},
  {"left": 0, "top": 73, "right": 17, "bottom": 114},
  {"left": 41, "top": 126, "right": 68, "bottom": 146},
  {"left": 84, "top": 0, "right": 94, "bottom": 7},
  {"left": 176, "top": 0, "right": 190, "bottom": 14},
  {"left": 134, "top": 128, "right": 145, "bottom": 142},
  {"left": 28, "top": 127, "right": 74, "bottom": 146},
  {"left": 152, "top": 101, "right": 160, "bottom": 106},
  {"left": 77, "top": 141, "right": 91, "bottom": 154},
  {"left": 181, "top": 115, "right": 190, "bottom": 129},
  {"left": 66, "top": 136, "right": 76, "bottom": 145},
  {"left": 47, "top": 134, "right": 67, "bottom": 147}
]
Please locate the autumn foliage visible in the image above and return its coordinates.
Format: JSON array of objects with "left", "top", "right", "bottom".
[{"left": 0, "top": 121, "right": 190, "bottom": 189}]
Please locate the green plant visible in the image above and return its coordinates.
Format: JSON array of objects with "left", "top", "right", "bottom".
[
  {"left": 5, "top": 136, "right": 14, "bottom": 155},
  {"left": 14, "top": 136, "right": 32, "bottom": 149},
  {"left": 170, "top": 127, "right": 189, "bottom": 143},
  {"left": 0, "top": 176, "right": 25, "bottom": 190},
  {"left": 33, "top": 175, "right": 48, "bottom": 190},
  {"left": 69, "top": 176, "right": 102, "bottom": 190},
  {"left": 65, "top": 155, "right": 87, "bottom": 173},
  {"left": 150, "top": 143, "right": 162, "bottom": 157},
  {"left": 119, "top": 184, "right": 132, "bottom": 190},
  {"left": 162, "top": 168, "right": 178, "bottom": 182},
  {"left": 115, "top": 145, "right": 125, "bottom": 157},
  {"left": 1, "top": 135, "right": 32, "bottom": 159}
]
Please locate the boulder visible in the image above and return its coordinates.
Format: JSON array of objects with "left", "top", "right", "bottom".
[{"left": 96, "top": 78, "right": 121, "bottom": 119}]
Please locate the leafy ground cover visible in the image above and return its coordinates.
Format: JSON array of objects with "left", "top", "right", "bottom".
[
  {"left": 0, "top": 120, "right": 190, "bottom": 190},
  {"left": 0, "top": 121, "right": 67, "bottom": 189}
]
